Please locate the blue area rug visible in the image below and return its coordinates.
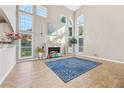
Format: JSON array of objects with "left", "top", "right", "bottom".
[{"left": 44, "top": 57, "right": 102, "bottom": 83}]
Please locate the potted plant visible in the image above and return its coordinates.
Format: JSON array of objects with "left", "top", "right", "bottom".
[
  {"left": 36, "top": 47, "right": 45, "bottom": 59},
  {"left": 70, "top": 37, "right": 77, "bottom": 55}
]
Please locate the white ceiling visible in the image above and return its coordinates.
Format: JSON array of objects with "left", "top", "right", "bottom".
[{"left": 63, "top": 5, "right": 82, "bottom": 11}]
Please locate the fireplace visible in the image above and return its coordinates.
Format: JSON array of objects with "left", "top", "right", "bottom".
[
  {"left": 48, "top": 47, "right": 61, "bottom": 58},
  {"left": 48, "top": 47, "right": 60, "bottom": 54}
]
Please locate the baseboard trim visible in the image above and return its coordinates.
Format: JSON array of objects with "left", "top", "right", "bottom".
[
  {"left": 0, "top": 63, "right": 16, "bottom": 85},
  {"left": 17, "top": 58, "right": 37, "bottom": 62},
  {"left": 76, "top": 54, "right": 124, "bottom": 64},
  {"left": 17, "top": 57, "right": 48, "bottom": 62}
]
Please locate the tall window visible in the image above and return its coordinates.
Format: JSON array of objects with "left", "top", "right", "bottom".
[
  {"left": 19, "top": 13, "right": 32, "bottom": 31},
  {"left": 68, "top": 27, "right": 72, "bottom": 36},
  {"left": 36, "top": 6, "right": 47, "bottom": 17},
  {"left": 68, "top": 17, "right": 73, "bottom": 26},
  {"left": 20, "top": 34, "right": 32, "bottom": 57},
  {"left": 77, "top": 15, "right": 84, "bottom": 53},
  {"left": 18, "top": 5, "right": 33, "bottom": 59},
  {"left": 19, "top": 5, "right": 33, "bottom": 14},
  {"left": 77, "top": 15, "right": 84, "bottom": 25},
  {"left": 67, "top": 17, "right": 73, "bottom": 53},
  {"left": 68, "top": 17, "right": 73, "bottom": 37}
]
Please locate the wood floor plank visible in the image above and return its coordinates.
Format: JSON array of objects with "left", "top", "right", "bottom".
[{"left": 1, "top": 56, "right": 124, "bottom": 88}]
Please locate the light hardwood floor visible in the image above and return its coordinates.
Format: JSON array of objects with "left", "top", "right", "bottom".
[{"left": 1, "top": 56, "right": 124, "bottom": 88}]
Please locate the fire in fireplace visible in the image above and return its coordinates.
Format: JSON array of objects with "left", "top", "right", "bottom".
[{"left": 48, "top": 47, "right": 61, "bottom": 58}]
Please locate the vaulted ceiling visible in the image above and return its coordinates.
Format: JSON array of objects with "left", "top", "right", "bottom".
[{"left": 63, "top": 5, "right": 82, "bottom": 11}]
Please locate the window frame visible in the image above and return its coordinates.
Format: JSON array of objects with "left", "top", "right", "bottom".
[
  {"left": 67, "top": 17, "right": 73, "bottom": 26},
  {"left": 76, "top": 15, "right": 85, "bottom": 53},
  {"left": 68, "top": 26, "right": 73, "bottom": 37},
  {"left": 67, "top": 16, "right": 73, "bottom": 50},
  {"left": 19, "top": 12, "right": 33, "bottom": 32},
  {"left": 18, "top": 33, "right": 33, "bottom": 59},
  {"left": 77, "top": 15, "right": 84, "bottom": 25},
  {"left": 18, "top": 5, "right": 34, "bottom": 59},
  {"left": 35, "top": 5, "right": 47, "bottom": 17},
  {"left": 19, "top": 5, "right": 33, "bottom": 14}
]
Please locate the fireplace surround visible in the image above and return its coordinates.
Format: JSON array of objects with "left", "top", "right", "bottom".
[
  {"left": 48, "top": 47, "right": 60, "bottom": 54},
  {"left": 48, "top": 47, "right": 61, "bottom": 58}
]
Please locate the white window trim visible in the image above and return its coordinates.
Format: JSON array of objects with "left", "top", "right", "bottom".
[
  {"left": 67, "top": 17, "right": 73, "bottom": 26},
  {"left": 18, "top": 5, "right": 34, "bottom": 60},
  {"left": 18, "top": 12, "right": 33, "bottom": 33},
  {"left": 68, "top": 26, "right": 73, "bottom": 38},
  {"left": 76, "top": 15, "right": 84, "bottom": 25},
  {"left": 18, "top": 33, "right": 34, "bottom": 59},
  {"left": 19, "top": 5, "right": 33, "bottom": 15},
  {"left": 76, "top": 14, "right": 84, "bottom": 54},
  {"left": 78, "top": 24, "right": 84, "bottom": 38},
  {"left": 36, "top": 5, "right": 47, "bottom": 17}
]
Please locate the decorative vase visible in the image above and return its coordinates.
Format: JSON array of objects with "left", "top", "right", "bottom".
[{"left": 38, "top": 53, "right": 43, "bottom": 59}]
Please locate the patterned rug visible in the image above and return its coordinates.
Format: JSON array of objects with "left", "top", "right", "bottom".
[{"left": 44, "top": 57, "right": 102, "bottom": 83}]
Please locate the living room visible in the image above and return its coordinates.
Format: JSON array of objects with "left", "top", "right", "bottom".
[
  {"left": 1, "top": 5, "right": 124, "bottom": 88},
  {"left": 16, "top": 5, "right": 81, "bottom": 61}
]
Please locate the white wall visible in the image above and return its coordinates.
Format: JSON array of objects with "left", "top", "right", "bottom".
[
  {"left": 0, "top": 5, "right": 16, "bottom": 32},
  {"left": 0, "top": 5, "right": 16, "bottom": 85},
  {"left": 76, "top": 5, "right": 124, "bottom": 62},
  {"left": 33, "top": 5, "right": 74, "bottom": 58},
  {"left": 0, "top": 46, "right": 16, "bottom": 84},
  {"left": 33, "top": 14, "right": 47, "bottom": 58}
]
